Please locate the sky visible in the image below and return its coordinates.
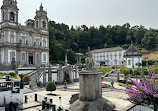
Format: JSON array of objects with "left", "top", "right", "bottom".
[{"left": 1, "top": 0, "right": 158, "bottom": 29}]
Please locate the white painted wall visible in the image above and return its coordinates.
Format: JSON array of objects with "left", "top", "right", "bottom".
[
  {"left": 0, "top": 89, "right": 23, "bottom": 106},
  {"left": 52, "top": 73, "right": 57, "bottom": 82},
  {"left": 92, "top": 50, "right": 125, "bottom": 66},
  {"left": 23, "top": 93, "right": 51, "bottom": 103},
  {"left": 1, "top": 50, "right": 4, "bottom": 64},
  {"left": 126, "top": 56, "right": 143, "bottom": 68},
  {"left": 46, "top": 73, "right": 48, "bottom": 82},
  {"left": 129, "top": 105, "right": 153, "bottom": 111},
  {"left": 0, "top": 107, "right": 5, "bottom": 111}
]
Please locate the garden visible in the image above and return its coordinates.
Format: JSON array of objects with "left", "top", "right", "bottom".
[
  {"left": 0, "top": 72, "right": 18, "bottom": 79},
  {"left": 97, "top": 66, "right": 113, "bottom": 75},
  {"left": 119, "top": 63, "right": 158, "bottom": 111}
]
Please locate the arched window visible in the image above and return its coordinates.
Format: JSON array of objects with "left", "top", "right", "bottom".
[
  {"left": 43, "top": 21, "right": 46, "bottom": 29},
  {"left": 36, "top": 21, "right": 38, "bottom": 29},
  {"left": 10, "top": 12, "right": 15, "bottom": 21}
]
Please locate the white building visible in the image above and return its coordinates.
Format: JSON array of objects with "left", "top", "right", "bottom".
[
  {"left": 124, "top": 42, "right": 143, "bottom": 69},
  {"left": 90, "top": 47, "right": 125, "bottom": 67}
]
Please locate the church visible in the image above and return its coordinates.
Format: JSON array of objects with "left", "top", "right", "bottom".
[{"left": 0, "top": 0, "right": 49, "bottom": 67}]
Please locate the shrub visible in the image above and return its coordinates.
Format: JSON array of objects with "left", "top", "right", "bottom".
[
  {"left": 23, "top": 76, "right": 30, "bottom": 83},
  {"left": 9, "top": 72, "right": 15, "bottom": 76},
  {"left": 46, "top": 81, "right": 56, "bottom": 94},
  {"left": 142, "top": 60, "right": 158, "bottom": 66},
  {"left": 97, "top": 67, "right": 112, "bottom": 75},
  {"left": 126, "top": 68, "right": 158, "bottom": 111},
  {"left": 136, "top": 62, "right": 142, "bottom": 67},
  {"left": 143, "top": 69, "right": 149, "bottom": 75},
  {"left": 19, "top": 74, "right": 24, "bottom": 79},
  {"left": 112, "top": 66, "right": 115, "bottom": 69}
]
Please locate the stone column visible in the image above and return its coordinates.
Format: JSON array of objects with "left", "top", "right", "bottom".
[
  {"left": 65, "top": 53, "right": 68, "bottom": 66},
  {"left": 75, "top": 65, "right": 78, "bottom": 80},
  {"left": 48, "top": 65, "right": 52, "bottom": 82},
  {"left": 79, "top": 70, "right": 102, "bottom": 101},
  {"left": 26, "top": 51, "right": 29, "bottom": 65}
]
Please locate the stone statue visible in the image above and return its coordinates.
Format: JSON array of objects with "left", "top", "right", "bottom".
[
  {"left": 85, "top": 47, "right": 95, "bottom": 70},
  {"left": 11, "top": 57, "right": 16, "bottom": 70}
]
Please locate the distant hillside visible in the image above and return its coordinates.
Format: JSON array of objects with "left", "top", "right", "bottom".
[
  {"left": 48, "top": 21, "right": 158, "bottom": 64},
  {"left": 143, "top": 51, "right": 158, "bottom": 60}
]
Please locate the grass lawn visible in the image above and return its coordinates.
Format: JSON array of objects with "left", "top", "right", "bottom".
[
  {"left": 0, "top": 75, "right": 2, "bottom": 78},
  {"left": 10, "top": 75, "right": 18, "bottom": 79},
  {"left": 0, "top": 72, "right": 18, "bottom": 79}
]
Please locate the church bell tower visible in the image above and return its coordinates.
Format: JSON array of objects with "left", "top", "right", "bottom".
[
  {"left": 1, "top": 0, "right": 19, "bottom": 25},
  {"left": 34, "top": 3, "right": 48, "bottom": 32}
]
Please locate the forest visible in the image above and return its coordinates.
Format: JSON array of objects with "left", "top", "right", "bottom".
[{"left": 48, "top": 21, "right": 158, "bottom": 64}]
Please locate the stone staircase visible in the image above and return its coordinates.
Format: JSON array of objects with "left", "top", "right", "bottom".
[
  {"left": 29, "top": 68, "right": 45, "bottom": 89},
  {"left": 103, "top": 70, "right": 124, "bottom": 82},
  {"left": 29, "top": 71, "right": 38, "bottom": 89}
]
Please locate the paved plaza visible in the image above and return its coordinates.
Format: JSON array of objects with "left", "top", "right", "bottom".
[{"left": 24, "top": 81, "right": 131, "bottom": 110}]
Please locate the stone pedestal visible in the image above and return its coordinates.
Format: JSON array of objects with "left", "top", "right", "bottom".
[
  {"left": 79, "top": 70, "right": 102, "bottom": 101},
  {"left": 70, "top": 70, "right": 115, "bottom": 111}
]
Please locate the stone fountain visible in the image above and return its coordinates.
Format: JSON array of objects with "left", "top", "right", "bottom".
[{"left": 70, "top": 48, "right": 115, "bottom": 111}]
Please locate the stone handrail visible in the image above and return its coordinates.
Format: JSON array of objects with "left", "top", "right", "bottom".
[
  {"left": 102, "top": 69, "right": 116, "bottom": 77},
  {"left": 28, "top": 70, "right": 37, "bottom": 76}
]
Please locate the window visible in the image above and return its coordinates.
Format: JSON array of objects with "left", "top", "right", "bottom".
[
  {"left": 22, "top": 37, "right": 26, "bottom": 45},
  {"left": 10, "top": 36, "right": 14, "bottom": 43},
  {"left": 43, "top": 54, "right": 46, "bottom": 62},
  {"left": 128, "top": 60, "right": 131, "bottom": 65},
  {"left": 43, "top": 40, "right": 46, "bottom": 47},
  {"left": 36, "top": 39, "right": 40, "bottom": 46},
  {"left": 22, "top": 53, "right": 25, "bottom": 61},
  {"left": 43, "top": 21, "right": 46, "bottom": 29},
  {"left": 29, "top": 36, "right": 33, "bottom": 46},
  {"left": 10, "top": 52, "right": 15, "bottom": 61},
  {"left": 10, "top": 12, "right": 15, "bottom": 21},
  {"left": 1, "top": 32, "right": 4, "bottom": 43}
]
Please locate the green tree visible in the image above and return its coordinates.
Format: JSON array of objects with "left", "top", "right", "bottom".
[
  {"left": 141, "top": 30, "right": 157, "bottom": 49},
  {"left": 134, "top": 26, "right": 146, "bottom": 45}
]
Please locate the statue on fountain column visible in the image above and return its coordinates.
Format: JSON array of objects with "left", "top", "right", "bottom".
[{"left": 85, "top": 47, "right": 95, "bottom": 71}]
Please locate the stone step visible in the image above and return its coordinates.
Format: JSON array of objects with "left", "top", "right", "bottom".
[{"left": 107, "top": 73, "right": 124, "bottom": 77}]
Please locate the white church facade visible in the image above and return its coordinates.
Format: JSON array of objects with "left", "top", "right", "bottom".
[{"left": 0, "top": 0, "right": 49, "bottom": 67}]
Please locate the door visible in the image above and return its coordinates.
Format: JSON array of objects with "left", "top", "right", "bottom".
[
  {"left": 35, "top": 94, "right": 37, "bottom": 101},
  {"left": 25, "top": 95, "right": 27, "bottom": 103},
  {"left": 29, "top": 53, "right": 33, "bottom": 64}
]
